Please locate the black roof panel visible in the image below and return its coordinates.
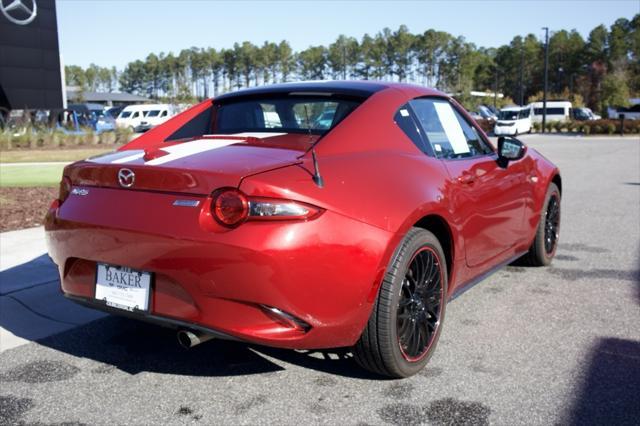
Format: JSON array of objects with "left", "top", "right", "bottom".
[{"left": 214, "top": 80, "right": 389, "bottom": 101}]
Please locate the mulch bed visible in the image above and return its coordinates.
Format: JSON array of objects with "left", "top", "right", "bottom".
[{"left": 0, "top": 187, "right": 57, "bottom": 232}]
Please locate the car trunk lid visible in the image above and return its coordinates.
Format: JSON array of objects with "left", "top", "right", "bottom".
[{"left": 66, "top": 134, "right": 314, "bottom": 195}]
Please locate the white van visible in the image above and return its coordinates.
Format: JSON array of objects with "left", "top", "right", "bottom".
[
  {"left": 116, "top": 105, "right": 151, "bottom": 130},
  {"left": 135, "top": 104, "right": 175, "bottom": 132},
  {"left": 494, "top": 106, "right": 533, "bottom": 136},
  {"left": 531, "top": 101, "right": 572, "bottom": 122}
]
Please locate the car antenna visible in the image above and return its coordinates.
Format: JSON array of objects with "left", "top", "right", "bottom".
[{"left": 304, "top": 104, "right": 324, "bottom": 188}]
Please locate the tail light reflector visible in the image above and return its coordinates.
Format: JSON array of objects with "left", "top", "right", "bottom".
[{"left": 260, "top": 305, "right": 311, "bottom": 332}]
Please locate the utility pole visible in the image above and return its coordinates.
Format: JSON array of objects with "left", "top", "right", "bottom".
[
  {"left": 494, "top": 67, "right": 498, "bottom": 109},
  {"left": 542, "top": 27, "right": 549, "bottom": 134},
  {"left": 342, "top": 43, "right": 347, "bottom": 80},
  {"left": 519, "top": 43, "right": 524, "bottom": 106}
]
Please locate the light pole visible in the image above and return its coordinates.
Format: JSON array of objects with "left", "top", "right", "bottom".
[
  {"left": 494, "top": 67, "right": 499, "bottom": 109},
  {"left": 542, "top": 27, "right": 549, "bottom": 133},
  {"left": 342, "top": 43, "right": 347, "bottom": 80},
  {"left": 519, "top": 43, "right": 525, "bottom": 106}
]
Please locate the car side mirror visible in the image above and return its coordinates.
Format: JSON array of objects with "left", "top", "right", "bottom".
[{"left": 497, "top": 136, "right": 526, "bottom": 166}]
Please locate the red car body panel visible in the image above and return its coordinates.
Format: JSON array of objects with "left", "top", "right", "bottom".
[{"left": 45, "top": 81, "right": 560, "bottom": 349}]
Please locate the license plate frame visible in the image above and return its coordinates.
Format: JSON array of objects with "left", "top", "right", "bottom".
[{"left": 95, "top": 263, "right": 152, "bottom": 312}]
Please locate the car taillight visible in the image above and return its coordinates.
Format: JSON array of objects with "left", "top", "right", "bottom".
[
  {"left": 211, "top": 188, "right": 322, "bottom": 228},
  {"left": 58, "top": 176, "right": 72, "bottom": 203},
  {"left": 212, "top": 188, "right": 249, "bottom": 227}
]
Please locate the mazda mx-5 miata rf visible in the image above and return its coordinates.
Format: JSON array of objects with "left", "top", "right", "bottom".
[{"left": 45, "top": 81, "right": 561, "bottom": 378}]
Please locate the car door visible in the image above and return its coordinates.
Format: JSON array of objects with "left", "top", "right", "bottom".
[{"left": 409, "top": 98, "right": 527, "bottom": 267}]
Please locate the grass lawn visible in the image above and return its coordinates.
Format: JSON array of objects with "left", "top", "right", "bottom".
[
  {"left": 0, "top": 164, "right": 65, "bottom": 187},
  {"left": 0, "top": 148, "right": 114, "bottom": 163}
]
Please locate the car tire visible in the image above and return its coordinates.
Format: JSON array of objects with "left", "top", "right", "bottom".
[
  {"left": 354, "top": 227, "right": 448, "bottom": 378},
  {"left": 522, "top": 182, "right": 561, "bottom": 266}
]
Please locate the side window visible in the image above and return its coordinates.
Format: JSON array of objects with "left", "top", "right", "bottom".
[
  {"left": 161, "top": 110, "right": 168, "bottom": 117},
  {"left": 394, "top": 104, "right": 429, "bottom": 155},
  {"left": 409, "top": 98, "right": 493, "bottom": 159},
  {"left": 131, "top": 112, "right": 139, "bottom": 119}
]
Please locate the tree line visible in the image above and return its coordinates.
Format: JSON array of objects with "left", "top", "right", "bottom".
[{"left": 65, "top": 15, "right": 639, "bottom": 114}]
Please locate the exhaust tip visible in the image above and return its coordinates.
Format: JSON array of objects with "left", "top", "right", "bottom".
[
  {"left": 177, "top": 330, "right": 213, "bottom": 349},
  {"left": 177, "top": 330, "right": 197, "bottom": 348}
]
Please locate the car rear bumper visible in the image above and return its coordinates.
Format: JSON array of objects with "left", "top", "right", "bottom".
[{"left": 45, "top": 186, "right": 395, "bottom": 349}]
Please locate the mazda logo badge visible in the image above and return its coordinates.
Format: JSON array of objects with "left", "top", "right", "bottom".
[
  {"left": 118, "top": 168, "right": 135, "bottom": 188},
  {"left": 1, "top": 0, "right": 37, "bottom": 26}
]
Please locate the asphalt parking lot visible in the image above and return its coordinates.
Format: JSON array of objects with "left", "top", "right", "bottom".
[{"left": 1, "top": 134, "right": 638, "bottom": 425}]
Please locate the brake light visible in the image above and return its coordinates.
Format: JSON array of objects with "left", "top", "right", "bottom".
[
  {"left": 212, "top": 188, "right": 249, "bottom": 227},
  {"left": 58, "top": 176, "right": 72, "bottom": 203},
  {"left": 210, "top": 188, "right": 323, "bottom": 228}
]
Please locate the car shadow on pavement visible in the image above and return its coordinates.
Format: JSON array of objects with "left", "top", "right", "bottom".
[
  {"left": 251, "top": 346, "right": 386, "bottom": 380},
  {"left": 35, "top": 315, "right": 382, "bottom": 379},
  {"left": 0, "top": 255, "right": 107, "bottom": 347},
  {"left": 38, "top": 315, "right": 286, "bottom": 377},
  {"left": 564, "top": 337, "right": 640, "bottom": 425}
]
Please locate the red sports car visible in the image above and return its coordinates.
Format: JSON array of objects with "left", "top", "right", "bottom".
[{"left": 45, "top": 81, "right": 561, "bottom": 378}]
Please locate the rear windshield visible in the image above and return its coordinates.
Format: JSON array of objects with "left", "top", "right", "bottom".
[
  {"left": 214, "top": 97, "right": 358, "bottom": 134},
  {"left": 166, "top": 95, "right": 363, "bottom": 141}
]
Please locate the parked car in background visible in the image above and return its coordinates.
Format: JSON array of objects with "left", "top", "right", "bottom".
[
  {"left": 531, "top": 101, "right": 572, "bottom": 122},
  {"left": 68, "top": 103, "right": 116, "bottom": 133},
  {"left": 572, "top": 107, "right": 601, "bottom": 121},
  {"left": 607, "top": 104, "right": 640, "bottom": 120},
  {"left": 494, "top": 106, "right": 532, "bottom": 136},
  {"left": 116, "top": 105, "right": 151, "bottom": 130},
  {"left": 46, "top": 81, "right": 562, "bottom": 378},
  {"left": 134, "top": 104, "right": 175, "bottom": 132},
  {"left": 313, "top": 109, "right": 336, "bottom": 128},
  {"left": 469, "top": 105, "right": 496, "bottom": 123},
  {"left": 478, "top": 105, "right": 497, "bottom": 121},
  {"left": 106, "top": 105, "right": 126, "bottom": 120}
]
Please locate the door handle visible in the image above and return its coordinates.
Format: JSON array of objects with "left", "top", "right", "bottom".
[{"left": 458, "top": 173, "right": 476, "bottom": 185}]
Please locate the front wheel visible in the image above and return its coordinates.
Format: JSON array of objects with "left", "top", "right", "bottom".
[
  {"left": 522, "top": 182, "right": 561, "bottom": 266},
  {"left": 354, "top": 228, "right": 448, "bottom": 378}
]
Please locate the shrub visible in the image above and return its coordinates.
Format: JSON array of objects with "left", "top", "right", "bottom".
[
  {"left": 0, "top": 130, "right": 11, "bottom": 150},
  {"left": 114, "top": 127, "right": 134, "bottom": 144},
  {"left": 532, "top": 122, "right": 541, "bottom": 133},
  {"left": 606, "top": 123, "right": 616, "bottom": 134}
]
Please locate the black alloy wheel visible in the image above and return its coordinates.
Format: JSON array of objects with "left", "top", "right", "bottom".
[
  {"left": 544, "top": 194, "right": 560, "bottom": 254},
  {"left": 397, "top": 247, "right": 443, "bottom": 361},
  {"left": 522, "top": 182, "right": 561, "bottom": 266},
  {"left": 354, "top": 227, "right": 448, "bottom": 378}
]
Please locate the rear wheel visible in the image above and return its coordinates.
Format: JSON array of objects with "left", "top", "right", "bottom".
[
  {"left": 354, "top": 228, "right": 447, "bottom": 378},
  {"left": 522, "top": 182, "right": 561, "bottom": 266}
]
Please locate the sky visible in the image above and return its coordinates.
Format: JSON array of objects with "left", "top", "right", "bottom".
[{"left": 56, "top": 0, "right": 639, "bottom": 70}]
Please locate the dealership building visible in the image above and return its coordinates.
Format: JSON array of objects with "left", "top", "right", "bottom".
[{"left": 0, "top": 0, "right": 64, "bottom": 113}]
